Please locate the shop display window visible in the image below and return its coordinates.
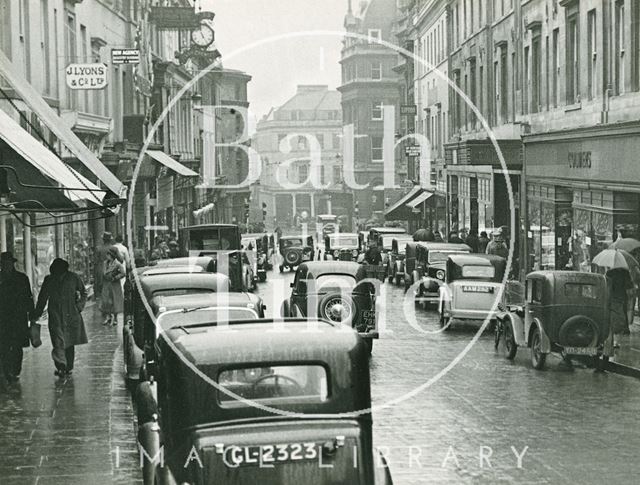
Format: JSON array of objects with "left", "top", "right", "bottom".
[{"left": 540, "top": 203, "right": 556, "bottom": 270}]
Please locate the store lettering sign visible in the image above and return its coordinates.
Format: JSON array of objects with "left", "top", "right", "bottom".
[
  {"left": 65, "top": 63, "right": 108, "bottom": 90},
  {"left": 568, "top": 151, "right": 592, "bottom": 169}
]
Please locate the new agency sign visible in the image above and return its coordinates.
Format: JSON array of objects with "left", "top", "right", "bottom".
[{"left": 65, "top": 63, "right": 108, "bottom": 90}]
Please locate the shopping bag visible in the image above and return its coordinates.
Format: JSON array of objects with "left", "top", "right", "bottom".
[{"left": 29, "top": 323, "right": 42, "bottom": 348}]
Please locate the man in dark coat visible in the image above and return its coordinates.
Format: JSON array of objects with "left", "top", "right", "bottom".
[
  {"left": 478, "top": 231, "right": 490, "bottom": 253},
  {"left": 448, "top": 231, "right": 464, "bottom": 244},
  {"left": 32, "top": 258, "right": 88, "bottom": 377},
  {"left": 0, "top": 252, "right": 34, "bottom": 382},
  {"left": 465, "top": 230, "right": 480, "bottom": 253}
]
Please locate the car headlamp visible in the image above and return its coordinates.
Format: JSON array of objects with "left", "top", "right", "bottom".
[
  {"left": 352, "top": 249, "right": 358, "bottom": 257},
  {"left": 334, "top": 250, "right": 340, "bottom": 257},
  {"left": 436, "top": 270, "right": 445, "bottom": 280}
]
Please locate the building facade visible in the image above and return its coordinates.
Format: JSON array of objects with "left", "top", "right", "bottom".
[
  {"left": 338, "top": 0, "right": 403, "bottom": 223},
  {"left": 253, "top": 85, "right": 346, "bottom": 229}
]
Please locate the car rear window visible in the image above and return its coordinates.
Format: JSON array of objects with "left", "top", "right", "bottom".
[
  {"left": 429, "top": 250, "right": 467, "bottom": 263},
  {"left": 218, "top": 365, "right": 328, "bottom": 407},
  {"left": 153, "top": 288, "right": 215, "bottom": 297},
  {"left": 564, "top": 283, "right": 597, "bottom": 299},
  {"left": 314, "top": 274, "right": 357, "bottom": 291},
  {"left": 461, "top": 265, "right": 495, "bottom": 279},
  {"left": 283, "top": 239, "right": 303, "bottom": 247},
  {"left": 329, "top": 235, "right": 359, "bottom": 247},
  {"left": 158, "top": 307, "right": 259, "bottom": 329}
]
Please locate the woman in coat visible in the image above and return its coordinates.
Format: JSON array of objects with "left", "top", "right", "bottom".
[
  {"left": 101, "top": 247, "right": 126, "bottom": 326},
  {"left": 32, "top": 258, "right": 87, "bottom": 376}
]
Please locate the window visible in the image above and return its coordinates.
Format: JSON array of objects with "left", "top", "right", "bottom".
[
  {"left": 566, "top": 10, "right": 580, "bottom": 104},
  {"left": 633, "top": 0, "right": 640, "bottom": 90},
  {"left": 64, "top": 12, "right": 77, "bottom": 109},
  {"left": 587, "top": 9, "right": 597, "bottom": 100},
  {"left": 455, "top": 5, "right": 460, "bottom": 46},
  {"left": 315, "top": 133, "right": 324, "bottom": 149},
  {"left": 80, "top": 25, "right": 88, "bottom": 111},
  {"left": 532, "top": 35, "right": 541, "bottom": 112},
  {"left": 500, "top": 46, "right": 508, "bottom": 122},
  {"left": 553, "top": 29, "right": 559, "bottom": 107},
  {"left": 371, "top": 136, "right": 383, "bottom": 162},
  {"left": 564, "top": 283, "right": 597, "bottom": 299},
  {"left": 469, "top": 58, "right": 477, "bottom": 127},
  {"left": 523, "top": 46, "right": 529, "bottom": 115},
  {"left": 463, "top": 0, "right": 467, "bottom": 39},
  {"left": 493, "top": 61, "right": 499, "bottom": 126},
  {"left": 297, "top": 136, "right": 308, "bottom": 151},
  {"left": 545, "top": 36, "right": 550, "bottom": 110},
  {"left": 372, "top": 101, "right": 383, "bottom": 120},
  {"left": 368, "top": 29, "right": 381, "bottom": 44},
  {"left": 479, "top": 64, "right": 484, "bottom": 116},
  {"left": 298, "top": 163, "right": 309, "bottom": 183},
  {"left": 332, "top": 133, "right": 340, "bottom": 149},
  {"left": 615, "top": 1, "right": 625, "bottom": 95},
  {"left": 333, "top": 166, "right": 341, "bottom": 183},
  {"left": 453, "top": 69, "right": 462, "bottom": 129},
  {"left": 40, "top": 0, "right": 50, "bottom": 95},
  {"left": 371, "top": 62, "right": 382, "bottom": 80}
]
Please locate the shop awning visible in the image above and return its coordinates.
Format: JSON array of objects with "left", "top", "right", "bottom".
[
  {"left": 0, "top": 108, "right": 105, "bottom": 211},
  {"left": 0, "top": 49, "right": 125, "bottom": 197},
  {"left": 384, "top": 186, "right": 422, "bottom": 219},
  {"left": 406, "top": 191, "right": 434, "bottom": 209},
  {"left": 146, "top": 150, "right": 199, "bottom": 177}
]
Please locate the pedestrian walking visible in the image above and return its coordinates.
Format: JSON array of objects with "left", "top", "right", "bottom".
[
  {"left": 32, "top": 258, "right": 88, "bottom": 377},
  {"left": 0, "top": 252, "right": 35, "bottom": 382},
  {"left": 100, "top": 247, "right": 126, "bottom": 326},
  {"left": 478, "top": 231, "right": 490, "bottom": 253},
  {"left": 465, "top": 230, "right": 480, "bottom": 253},
  {"left": 94, "top": 232, "right": 114, "bottom": 297},
  {"left": 486, "top": 231, "right": 509, "bottom": 259},
  {"left": 608, "top": 268, "right": 634, "bottom": 336},
  {"left": 433, "top": 230, "right": 444, "bottom": 242}
]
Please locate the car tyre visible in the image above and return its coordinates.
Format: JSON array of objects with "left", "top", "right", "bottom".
[
  {"left": 364, "top": 339, "right": 373, "bottom": 356},
  {"left": 135, "top": 381, "right": 158, "bottom": 425},
  {"left": 530, "top": 327, "right": 547, "bottom": 370},
  {"left": 439, "top": 308, "right": 451, "bottom": 331},
  {"left": 318, "top": 292, "right": 356, "bottom": 325},
  {"left": 258, "top": 272, "right": 267, "bottom": 282},
  {"left": 503, "top": 320, "right": 518, "bottom": 360}
]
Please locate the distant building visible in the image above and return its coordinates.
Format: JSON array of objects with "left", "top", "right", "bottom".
[
  {"left": 338, "top": 0, "right": 403, "bottom": 222},
  {"left": 253, "top": 85, "right": 345, "bottom": 228}
]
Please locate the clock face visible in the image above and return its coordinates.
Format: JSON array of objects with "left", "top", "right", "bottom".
[{"left": 191, "top": 23, "right": 214, "bottom": 48}]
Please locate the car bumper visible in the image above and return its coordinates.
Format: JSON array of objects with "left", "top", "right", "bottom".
[
  {"left": 445, "top": 309, "right": 499, "bottom": 321},
  {"left": 359, "top": 330, "right": 379, "bottom": 340}
]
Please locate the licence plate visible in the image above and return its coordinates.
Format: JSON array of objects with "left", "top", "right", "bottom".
[
  {"left": 223, "top": 442, "right": 320, "bottom": 467},
  {"left": 362, "top": 310, "right": 376, "bottom": 329},
  {"left": 563, "top": 347, "right": 598, "bottom": 356},
  {"left": 462, "top": 286, "right": 493, "bottom": 293}
]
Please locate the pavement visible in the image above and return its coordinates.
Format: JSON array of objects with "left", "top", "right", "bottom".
[
  {"left": 0, "top": 302, "right": 141, "bottom": 485},
  {"left": 608, "top": 317, "right": 640, "bottom": 378}
]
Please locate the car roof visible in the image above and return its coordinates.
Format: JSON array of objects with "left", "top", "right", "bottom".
[
  {"left": 151, "top": 256, "right": 214, "bottom": 268},
  {"left": 139, "top": 272, "right": 230, "bottom": 295},
  {"left": 150, "top": 291, "right": 260, "bottom": 312},
  {"left": 447, "top": 253, "right": 505, "bottom": 266},
  {"left": 527, "top": 270, "right": 605, "bottom": 282},
  {"left": 327, "top": 232, "right": 359, "bottom": 237},
  {"left": 167, "top": 319, "right": 360, "bottom": 367},
  {"left": 181, "top": 224, "right": 238, "bottom": 230},
  {"left": 299, "top": 261, "right": 361, "bottom": 277},
  {"left": 370, "top": 227, "right": 407, "bottom": 233},
  {"left": 280, "top": 235, "right": 309, "bottom": 239},
  {"left": 141, "top": 266, "right": 206, "bottom": 276}
]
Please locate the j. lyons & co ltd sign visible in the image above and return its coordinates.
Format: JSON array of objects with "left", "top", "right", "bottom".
[{"left": 65, "top": 63, "right": 108, "bottom": 90}]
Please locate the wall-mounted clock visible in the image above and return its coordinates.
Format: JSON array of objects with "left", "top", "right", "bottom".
[{"left": 191, "top": 22, "right": 214, "bottom": 49}]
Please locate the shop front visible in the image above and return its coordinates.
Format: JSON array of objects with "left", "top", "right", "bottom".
[{"left": 523, "top": 122, "right": 640, "bottom": 275}]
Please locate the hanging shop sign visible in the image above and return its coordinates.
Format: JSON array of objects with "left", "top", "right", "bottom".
[
  {"left": 111, "top": 48, "right": 140, "bottom": 64},
  {"left": 405, "top": 145, "right": 421, "bottom": 157},
  {"left": 65, "top": 63, "right": 108, "bottom": 90},
  {"left": 400, "top": 105, "right": 417, "bottom": 116}
]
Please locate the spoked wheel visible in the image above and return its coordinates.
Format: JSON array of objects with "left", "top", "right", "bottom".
[
  {"left": 493, "top": 320, "right": 501, "bottom": 349},
  {"left": 530, "top": 327, "right": 547, "bottom": 370}
]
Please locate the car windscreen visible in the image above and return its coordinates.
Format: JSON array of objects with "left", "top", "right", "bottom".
[
  {"left": 329, "top": 235, "right": 359, "bottom": 248},
  {"left": 461, "top": 265, "right": 496, "bottom": 279},
  {"left": 564, "top": 283, "right": 598, "bottom": 299},
  {"left": 428, "top": 250, "right": 467, "bottom": 263},
  {"left": 381, "top": 236, "right": 397, "bottom": 250},
  {"left": 158, "top": 307, "right": 259, "bottom": 329},
  {"left": 190, "top": 227, "right": 238, "bottom": 250},
  {"left": 153, "top": 288, "right": 215, "bottom": 297},
  {"left": 283, "top": 239, "right": 303, "bottom": 247},
  {"left": 218, "top": 365, "right": 328, "bottom": 407}
]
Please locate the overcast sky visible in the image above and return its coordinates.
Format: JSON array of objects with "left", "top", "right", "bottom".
[{"left": 201, "top": 0, "right": 347, "bottom": 119}]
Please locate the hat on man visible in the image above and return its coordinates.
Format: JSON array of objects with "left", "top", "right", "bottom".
[
  {"left": 0, "top": 251, "right": 17, "bottom": 263},
  {"left": 102, "top": 231, "right": 113, "bottom": 242}
]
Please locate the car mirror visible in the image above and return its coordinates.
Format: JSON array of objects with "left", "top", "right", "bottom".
[{"left": 290, "top": 282, "right": 295, "bottom": 288}]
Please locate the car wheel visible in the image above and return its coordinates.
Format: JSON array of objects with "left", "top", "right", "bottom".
[
  {"left": 439, "top": 308, "right": 451, "bottom": 331},
  {"left": 319, "top": 293, "right": 356, "bottom": 325},
  {"left": 364, "top": 339, "right": 373, "bottom": 356},
  {"left": 258, "top": 273, "right": 267, "bottom": 282},
  {"left": 503, "top": 320, "right": 518, "bottom": 360},
  {"left": 530, "top": 327, "right": 547, "bottom": 370},
  {"left": 135, "top": 381, "right": 158, "bottom": 425}
]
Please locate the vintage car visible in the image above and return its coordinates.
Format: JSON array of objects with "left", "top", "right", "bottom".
[
  {"left": 371, "top": 233, "right": 409, "bottom": 268},
  {"left": 438, "top": 254, "right": 507, "bottom": 330},
  {"left": 494, "top": 271, "right": 613, "bottom": 370},
  {"left": 404, "top": 242, "right": 472, "bottom": 304},
  {"left": 123, "top": 267, "right": 232, "bottom": 383},
  {"left": 136, "top": 318, "right": 392, "bottom": 485},
  {"left": 279, "top": 235, "right": 314, "bottom": 272},
  {"left": 316, "top": 213, "right": 339, "bottom": 241},
  {"left": 367, "top": 227, "right": 407, "bottom": 248},
  {"left": 323, "top": 233, "right": 361, "bottom": 261},
  {"left": 179, "top": 224, "right": 247, "bottom": 291},
  {"left": 280, "top": 262, "right": 379, "bottom": 354},
  {"left": 386, "top": 236, "right": 414, "bottom": 285}
]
